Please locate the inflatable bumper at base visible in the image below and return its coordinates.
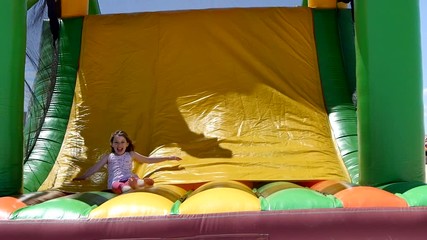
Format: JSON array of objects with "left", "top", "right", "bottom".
[{"left": 1, "top": 180, "right": 427, "bottom": 239}]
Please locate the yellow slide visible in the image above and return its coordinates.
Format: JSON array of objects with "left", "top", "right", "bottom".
[{"left": 40, "top": 7, "right": 349, "bottom": 192}]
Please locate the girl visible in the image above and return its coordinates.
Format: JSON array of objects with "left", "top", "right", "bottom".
[{"left": 73, "top": 130, "right": 181, "bottom": 194}]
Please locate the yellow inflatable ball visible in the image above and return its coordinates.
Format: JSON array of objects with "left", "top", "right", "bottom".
[
  {"left": 135, "top": 184, "right": 188, "bottom": 202},
  {"left": 179, "top": 187, "right": 260, "bottom": 214},
  {"left": 89, "top": 192, "right": 174, "bottom": 219},
  {"left": 188, "top": 180, "right": 254, "bottom": 198}
]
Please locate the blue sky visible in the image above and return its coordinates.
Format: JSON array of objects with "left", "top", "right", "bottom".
[{"left": 98, "top": 0, "right": 302, "bottom": 12}]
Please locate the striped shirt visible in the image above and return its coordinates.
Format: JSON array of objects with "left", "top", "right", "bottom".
[{"left": 107, "top": 152, "right": 136, "bottom": 188}]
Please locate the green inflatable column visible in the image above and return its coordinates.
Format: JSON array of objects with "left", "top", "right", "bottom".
[
  {"left": 89, "top": 0, "right": 101, "bottom": 14},
  {"left": 27, "top": 0, "right": 39, "bottom": 9},
  {"left": 0, "top": 0, "right": 26, "bottom": 195},
  {"left": 356, "top": 0, "right": 424, "bottom": 185}
]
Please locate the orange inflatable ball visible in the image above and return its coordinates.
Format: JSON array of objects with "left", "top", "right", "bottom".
[
  {"left": 334, "top": 186, "right": 409, "bottom": 208},
  {"left": 0, "top": 197, "right": 27, "bottom": 220},
  {"left": 310, "top": 180, "right": 354, "bottom": 195}
]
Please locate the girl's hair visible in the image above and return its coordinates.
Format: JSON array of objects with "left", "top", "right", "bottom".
[{"left": 110, "top": 130, "right": 135, "bottom": 152}]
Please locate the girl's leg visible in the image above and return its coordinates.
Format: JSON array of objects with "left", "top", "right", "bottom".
[
  {"left": 138, "top": 178, "right": 154, "bottom": 187},
  {"left": 112, "top": 181, "right": 131, "bottom": 194},
  {"left": 129, "top": 177, "right": 154, "bottom": 189}
]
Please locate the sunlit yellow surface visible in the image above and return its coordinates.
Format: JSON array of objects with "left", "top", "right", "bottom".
[
  {"left": 89, "top": 192, "right": 174, "bottom": 218},
  {"left": 40, "top": 7, "right": 349, "bottom": 192}
]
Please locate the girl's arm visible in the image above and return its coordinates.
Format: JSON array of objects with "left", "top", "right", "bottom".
[
  {"left": 130, "top": 151, "right": 181, "bottom": 164},
  {"left": 73, "top": 154, "right": 109, "bottom": 180}
]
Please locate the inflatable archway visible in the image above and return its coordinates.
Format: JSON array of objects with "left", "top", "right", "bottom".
[{"left": 0, "top": 0, "right": 426, "bottom": 239}]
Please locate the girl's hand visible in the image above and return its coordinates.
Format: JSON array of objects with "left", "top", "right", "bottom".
[{"left": 168, "top": 156, "right": 182, "bottom": 160}]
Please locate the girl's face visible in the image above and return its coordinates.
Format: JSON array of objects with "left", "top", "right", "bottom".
[{"left": 111, "top": 135, "right": 129, "bottom": 155}]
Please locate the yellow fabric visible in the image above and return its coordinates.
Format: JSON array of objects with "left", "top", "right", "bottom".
[{"left": 40, "top": 7, "right": 349, "bottom": 192}]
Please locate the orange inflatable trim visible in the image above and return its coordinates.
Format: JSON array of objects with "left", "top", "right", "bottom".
[{"left": 61, "top": 0, "right": 88, "bottom": 18}]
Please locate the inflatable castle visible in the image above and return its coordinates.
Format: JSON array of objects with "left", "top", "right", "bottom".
[{"left": 0, "top": 0, "right": 426, "bottom": 239}]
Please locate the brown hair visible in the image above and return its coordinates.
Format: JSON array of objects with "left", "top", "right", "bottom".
[{"left": 110, "top": 130, "right": 135, "bottom": 152}]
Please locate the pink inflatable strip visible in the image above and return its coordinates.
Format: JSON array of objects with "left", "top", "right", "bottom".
[{"left": 0, "top": 208, "right": 426, "bottom": 239}]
